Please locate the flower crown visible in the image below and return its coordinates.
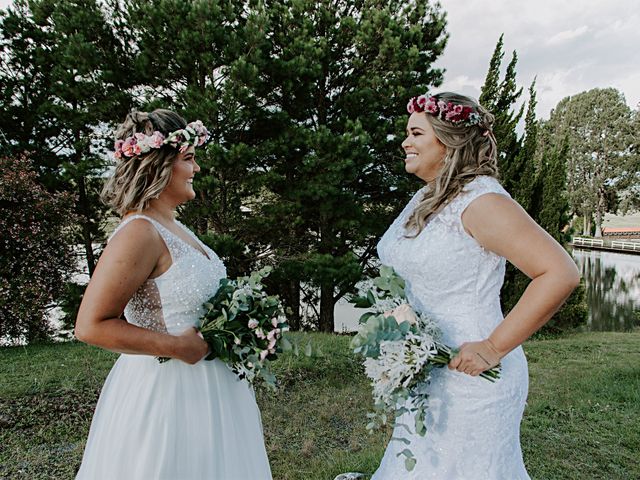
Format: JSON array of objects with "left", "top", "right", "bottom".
[
  {"left": 407, "top": 94, "right": 482, "bottom": 127},
  {"left": 114, "top": 120, "right": 210, "bottom": 159}
]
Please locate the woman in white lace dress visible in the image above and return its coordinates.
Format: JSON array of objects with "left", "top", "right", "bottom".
[
  {"left": 74, "top": 110, "right": 272, "bottom": 479},
  {"left": 371, "top": 92, "right": 580, "bottom": 479}
]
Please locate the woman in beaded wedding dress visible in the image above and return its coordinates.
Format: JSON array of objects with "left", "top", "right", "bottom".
[
  {"left": 369, "top": 93, "right": 580, "bottom": 479},
  {"left": 74, "top": 110, "right": 271, "bottom": 479}
]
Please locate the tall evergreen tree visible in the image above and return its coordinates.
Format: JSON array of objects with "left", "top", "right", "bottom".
[
  {"left": 0, "top": 0, "right": 132, "bottom": 275},
  {"left": 247, "top": 0, "right": 448, "bottom": 331},
  {"left": 479, "top": 35, "right": 526, "bottom": 314},
  {"left": 122, "top": 0, "right": 271, "bottom": 278},
  {"left": 480, "top": 34, "right": 523, "bottom": 190},
  {"left": 512, "top": 80, "right": 538, "bottom": 212}
]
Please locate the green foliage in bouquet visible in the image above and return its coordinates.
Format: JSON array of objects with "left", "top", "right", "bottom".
[
  {"left": 197, "top": 266, "right": 290, "bottom": 389},
  {"left": 349, "top": 266, "right": 500, "bottom": 471}
]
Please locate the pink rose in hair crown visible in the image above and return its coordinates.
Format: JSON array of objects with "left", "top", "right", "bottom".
[
  {"left": 425, "top": 97, "right": 439, "bottom": 113},
  {"left": 114, "top": 140, "right": 124, "bottom": 159},
  {"left": 121, "top": 137, "right": 140, "bottom": 157},
  {"left": 149, "top": 131, "right": 165, "bottom": 148}
]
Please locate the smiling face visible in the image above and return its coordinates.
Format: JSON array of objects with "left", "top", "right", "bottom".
[
  {"left": 401, "top": 112, "right": 447, "bottom": 183},
  {"left": 159, "top": 146, "right": 200, "bottom": 206}
]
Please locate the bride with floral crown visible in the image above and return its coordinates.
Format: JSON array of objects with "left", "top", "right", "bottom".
[
  {"left": 367, "top": 92, "right": 579, "bottom": 479},
  {"left": 74, "top": 109, "right": 272, "bottom": 479}
]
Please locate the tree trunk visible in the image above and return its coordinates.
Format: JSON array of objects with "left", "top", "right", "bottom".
[
  {"left": 594, "top": 190, "right": 606, "bottom": 238},
  {"left": 594, "top": 210, "right": 603, "bottom": 238},
  {"left": 77, "top": 175, "right": 96, "bottom": 276},
  {"left": 283, "top": 280, "right": 301, "bottom": 331},
  {"left": 582, "top": 214, "right": 591, "bottom": 236},
  {"left": 318, "top": 281, "right": 334, "bottom": 333}
]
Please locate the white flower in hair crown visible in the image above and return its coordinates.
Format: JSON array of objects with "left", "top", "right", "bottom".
[{"left": 114, "top": 120, "right": 210, "bottom": 159}]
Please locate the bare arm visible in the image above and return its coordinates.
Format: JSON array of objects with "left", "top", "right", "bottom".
[
  {"left": 449, "top": 193, "right": 580, "bottom": 376},
  {"left": 74, "top": 219, "right": 208, "bottom": 364}
]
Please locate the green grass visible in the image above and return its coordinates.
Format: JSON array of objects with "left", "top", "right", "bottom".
[{"left": 1, "top": 331, "right": 638, "bottom": 479}]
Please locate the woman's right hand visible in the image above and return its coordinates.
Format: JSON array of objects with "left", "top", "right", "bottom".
[{"left": 175, "top": 327, "right": 209, "bottom": 364}]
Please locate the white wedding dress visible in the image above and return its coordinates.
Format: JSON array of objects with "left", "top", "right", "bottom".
[
  {"left": 76, "top": 215, "right": 272, "bottom": 480},
  {"left": 372, "top": 176, "right": 530, "bottom": 479}
]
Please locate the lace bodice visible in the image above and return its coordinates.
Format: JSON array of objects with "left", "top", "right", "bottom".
[
  {"left": 109, "top": 214, "right": 227, "bottom": 335},
  {"left": 377, "top": 175, "right": 510, "bottom": 346}
]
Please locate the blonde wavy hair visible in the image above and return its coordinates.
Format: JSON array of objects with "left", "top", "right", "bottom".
[
  {"left": 405, "top": 92, "right": 499, "bottom": 235},
  {"left": 102, "top": 109, "right": 188, "bottom": 216}
]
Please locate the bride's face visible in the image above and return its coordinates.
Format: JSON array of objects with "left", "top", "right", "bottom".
[
  {"left": 161, "top": 146, "right": 200, "bottom": 205},
  {"left": 401, "top": 113, "right": 446, "bottom": 183}
]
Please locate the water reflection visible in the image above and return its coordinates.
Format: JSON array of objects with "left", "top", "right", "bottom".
[{"left": 572, "top": 249, "right": 640, "bottom": 331}]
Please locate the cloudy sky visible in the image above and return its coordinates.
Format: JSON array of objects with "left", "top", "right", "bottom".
[
  {"left": 1, "top": 0, "right": 638, "bottom": 120},
  {"left": 434, "top": 0, "right": 640, "bottom": 119}
]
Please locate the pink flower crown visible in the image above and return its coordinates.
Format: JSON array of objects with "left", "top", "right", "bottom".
[
  {"left": 407, "top": 94, "right": 482, "bottom": 127},
  {"left": 114, "top": 120, "right": 210, "bottom": 159}
]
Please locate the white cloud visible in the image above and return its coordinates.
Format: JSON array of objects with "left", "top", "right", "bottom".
[
  {"left": 434, "top": 0, "right": 640, "bottom": 119},
  {"left": 547, "top": 26, "right": 589, "bottom": 45}
]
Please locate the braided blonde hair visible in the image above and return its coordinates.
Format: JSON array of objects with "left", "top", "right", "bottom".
[
  {"left": 101, "top": 109, "right": 188, "bottom": 216},
  {"left": 405, "top": 92, "right": 498, "bottom": 235}
]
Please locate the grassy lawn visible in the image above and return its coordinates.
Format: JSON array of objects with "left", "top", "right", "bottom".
[{"left": 0, "top": 331, "right": 638, "bottom": 479}]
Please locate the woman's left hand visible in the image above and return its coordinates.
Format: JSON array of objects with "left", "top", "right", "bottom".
[{"left": 448, "top": 339, "right": 502, "bottom": 376}]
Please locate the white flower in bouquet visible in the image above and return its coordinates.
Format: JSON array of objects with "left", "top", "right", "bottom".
[{"left": 350, "top": 265, "right": 500, "bottom": 471}]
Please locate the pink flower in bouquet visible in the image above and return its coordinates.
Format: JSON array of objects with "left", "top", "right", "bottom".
[
  {"left": 255, "top": 328, "right": 266, "bottom": 340},
  {"left": 388, "top": 304, "right": 418, "bottom": 326},
  {"left": 248, "top": 319, "right": 259, "bottom": 329},
  {"left": 268, "top": 338, "right": 277, "bottom": 350},
  {"left": 259, "top": 349, "right": 269, "bottom": 361},
  {"left": 271, "top": 317, "right": 279, "bottom": 328}
]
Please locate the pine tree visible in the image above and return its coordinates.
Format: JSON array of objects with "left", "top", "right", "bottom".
[
  {"left": 479, "top": 35, "right": 526, "bottom": 314},
  {"left": 512, "top": 80, "right": 538, "bottom": 213},
  {"left": 246, "top": 0, "right": 448, "bottom": 331},
  {"left": 0, "top": 0, "right": 133, "bottom": 275}
]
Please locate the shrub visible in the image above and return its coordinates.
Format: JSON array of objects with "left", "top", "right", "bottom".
[{"left": 0, "top": 155, "right": 77, "bottom": 343}]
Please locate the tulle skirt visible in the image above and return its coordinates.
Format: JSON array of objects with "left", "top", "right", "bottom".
[{"left": 76, "top": 354, "right": 272, "bottom": 480}]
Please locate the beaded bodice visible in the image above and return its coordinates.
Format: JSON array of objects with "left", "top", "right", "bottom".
[
  {"left": 109, "top": 214, "right": 227, "bottom": 335},
  {"left": 377, "top": 176, "right": 511, "bottom": 346}
]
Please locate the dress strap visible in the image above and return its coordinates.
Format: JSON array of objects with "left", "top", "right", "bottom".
[{"left": 108, "top": 214, "right": 177, "bottom": 259}]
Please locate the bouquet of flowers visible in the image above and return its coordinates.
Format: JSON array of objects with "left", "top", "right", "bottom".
[
  {"left": 350, "top": 265, "right": 500, "bottom": 471},
  {"left": 160, "top": 266, "right": 290, "bottom": 390}
]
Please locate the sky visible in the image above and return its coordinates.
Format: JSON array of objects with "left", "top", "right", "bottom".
[
  {"left": 1, "top": 0, "right": 639, "bottom": 120},
  {"left": 433, "top": 0, "right": 640, "bottom": 119}
]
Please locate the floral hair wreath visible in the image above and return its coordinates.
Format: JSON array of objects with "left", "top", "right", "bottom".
[
  {"left": 407, "top": 94, "right": 482, "bottom": 127},
  {"left": 114, "top": 120, "right": 210, "bottom": 159}
]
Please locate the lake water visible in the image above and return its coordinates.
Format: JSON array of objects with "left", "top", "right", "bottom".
[{"left": 571, "top": 248, "right": 640, "bottom": 331}]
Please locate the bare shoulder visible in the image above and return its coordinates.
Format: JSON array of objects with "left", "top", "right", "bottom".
[
  {"left": 462, "top": 192, "right": 532, "bottom": 238},
  {"left": 461, "top": 192, "right": 577, "bottom": 280},
  {"left": 101, "top": 218, "right": 163, "bottom": 265}
]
